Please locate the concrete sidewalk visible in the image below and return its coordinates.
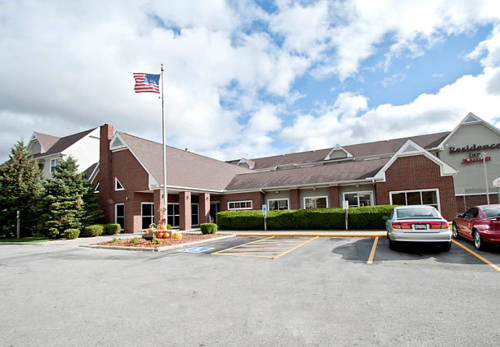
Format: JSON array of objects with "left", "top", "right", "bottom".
[{"left": 233, "top": 230, "right": 387, "bottom": 237}]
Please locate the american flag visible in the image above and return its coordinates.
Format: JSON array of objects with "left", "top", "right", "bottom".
[{"left": 133, "top": 73, "right": 160, "bottom": 93}]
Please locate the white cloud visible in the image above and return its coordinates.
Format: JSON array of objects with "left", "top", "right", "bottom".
[{"left": 281, "top": 67, "right": 500, "bottom": 151}]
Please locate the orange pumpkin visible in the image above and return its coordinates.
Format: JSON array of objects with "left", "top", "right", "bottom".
[
  {"left": 159, "top": 224, "right": 166, "bottom": 231},
  {"left": 165, "top": 230, "right": 172, "bottom": 239}
]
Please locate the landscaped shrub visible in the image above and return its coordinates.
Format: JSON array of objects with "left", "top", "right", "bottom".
[
  {"left": 217, "top": 205, "right": 398, "bottom": 230},
  {"left": 81, "top": 224, "right": 104, "bottom": 237},
  {"left": 217, "top": 210, "right": 264, "bottom": 230},
  {"left": 103, "top": 223, "right": 121, "bottom": 235},
  {"left": 64, "top": 228, "right": 80, "bottom": 239},
  {"left": 200, "top": 223, "right": 217, "bottom": 234}
]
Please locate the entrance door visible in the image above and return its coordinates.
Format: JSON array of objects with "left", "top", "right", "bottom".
[{"left": 210, "top": 202, "right": 220, "bottom": 223}]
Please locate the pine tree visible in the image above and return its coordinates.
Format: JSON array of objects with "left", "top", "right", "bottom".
[
  {"left": 0, "top": 140, "right": 43, "bottom": 237},
  {"left": 81, "top": 175, "right": 103, "bottom": 226},
  {"left": 39, "top": 156, "right": 85, "bottom": 238}
]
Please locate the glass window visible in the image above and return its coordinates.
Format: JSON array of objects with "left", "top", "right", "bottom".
[
  {"left": 268, "top": 199, "right": 289, "bottom": 210},
  {"left": 465, "top": 208, "right": 479, "bottom": 219},
  {"left": 168, "top": 203, "right": 179, "bottom": 227},
  {"left": 50, "top": 159, "right": 59, "bottom": 174},
  {"left": 141, "top": 203, "right": 154, "bottom": 230},
  {"left": 304, "top": 197, "right": 328, "bottom": 209},
  {"left": 115, "top": 177, "right": 124, "bottom": 191},
  {"left": 115, "top": 204, "right": 124, "bottom": 231},
  {"left": 192, "top": 203, "right": 199, "bottom": 226},
  {"left": 228, "top": 201, "right": 253, "bottom": 210},
  {"left": 396, "top": 206, "right": 439, "bottom": 219},
  {"left": 390, "top": 190, "right": 439, "bottom": 211},
  {"left": 483, "top": 206, "right": 500, "bottom": 218},
  {"left": 343, "top": 192, "right": 373, "bottom": 207}
]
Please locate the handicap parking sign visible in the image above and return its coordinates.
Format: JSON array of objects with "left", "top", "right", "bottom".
[{"left": 183, "top": 247, "right": 213, "bottom": 253}]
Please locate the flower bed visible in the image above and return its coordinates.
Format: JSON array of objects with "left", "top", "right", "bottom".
[{"left": 94, "top": 233, "right": 223, "bottom": 248}]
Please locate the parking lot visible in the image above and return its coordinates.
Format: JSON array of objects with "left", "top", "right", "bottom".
[{"left": 1, "top": 235, "right": 499, "bottom": 346}]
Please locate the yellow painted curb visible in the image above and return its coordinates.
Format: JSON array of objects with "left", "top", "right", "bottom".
[{"left": 235, "top": 233, "right": 386, "bottom": 238}]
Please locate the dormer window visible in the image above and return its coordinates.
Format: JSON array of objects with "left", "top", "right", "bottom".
[{"left": 115, "top": 177, "right": 124, "bottom": 191}]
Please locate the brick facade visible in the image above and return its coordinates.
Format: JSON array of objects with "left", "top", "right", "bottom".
[
  {"left": 329, "top": 186, "right": 340, "bottom": 208},
  {"left": 455, "top": 194, "right": 499, "bottom": 213},
  {"left": 219, "top": 191, "right": 265, "bottom": 211},
  {"left": 375, "top": 155, "right": 457, "bottom": 220}
]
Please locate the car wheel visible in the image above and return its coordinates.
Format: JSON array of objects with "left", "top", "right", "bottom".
[
  {"left": 441, "top": 242, "right": 451, "bottom": 252},
  {"left": 473, "top": 231, "right": 484, "bottom": 250},
  {"left": 452, "top": 223, "right": 459, "bottom": 239},
  {"left": 388, "top": 239, "right": 397, "bottom": 250}
]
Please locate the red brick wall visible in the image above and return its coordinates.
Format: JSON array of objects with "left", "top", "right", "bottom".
[
  {"left": 329, "top": 186, "right": 340, "bottom": 208},
  {"left": 376, "top": 155, "right": 457, "bottom": 220},
  {"left": 97, "top": 124, "right": 114, "bottom": 223},
  {"left": 290, "top": 189, "right": 300, "bottom": 209},
  {"left": 220, "top": 192, "right": 265, "bottom": 211},
  {"left": 455, "top": 194, "right": 499, "bottom": 213}
]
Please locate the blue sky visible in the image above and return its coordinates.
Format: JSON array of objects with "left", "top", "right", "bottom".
[{"left": 1, "top": 1, "right": 500, "bottom": 162}]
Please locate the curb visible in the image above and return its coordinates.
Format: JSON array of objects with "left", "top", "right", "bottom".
[
  {"left": 235, "top": 233, "right": 387, "bottom": 238},
  {"left": 81, "top": 234, "right": 236, "bottom": 252}
]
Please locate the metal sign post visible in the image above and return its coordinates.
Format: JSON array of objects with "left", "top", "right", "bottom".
[
  {"left": 343, "top": 201, "right": 349, "bottom": 231},
  {"left": 262, "top": 204, "right": 267, "bottom": 231},
  {"left": 16, "top": 210, "right": 20, "bottom": 239}
]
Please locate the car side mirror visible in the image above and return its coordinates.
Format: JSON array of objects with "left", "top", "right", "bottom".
[{"left": 382, "top": 216, "right": 389, "bottom": 221}]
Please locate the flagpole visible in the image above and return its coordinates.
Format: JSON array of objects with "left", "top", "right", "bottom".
[{"left": 161, "top": 64, "right": 167, "bottom": 224}]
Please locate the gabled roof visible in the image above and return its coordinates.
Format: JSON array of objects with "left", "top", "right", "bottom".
[
  {"left": 225, "top": 158, "right": 388, "bottom": 191},
  {"left": 115, "top": 132, "right": 252, "bottom": 191},
  {"left": 32, "top": 132, "right": 60, "bottom": 152},
  {"left": 436, "top": 112, "right": 500, "bottom": 149},
  {"left": 227, "top": 131, "right": 450, "bottom": 170},
  {"left": 83, "top": 162, "right": 99, "bottom": 182},
  {"left": 33, "top": 128, "right": 97, "bottom": 158},
  {"left": 373, "top": 140, "right": 457, "bottom": 181},
  {"left": 324, "top": 144, "right": 353, "bottom": 160}
]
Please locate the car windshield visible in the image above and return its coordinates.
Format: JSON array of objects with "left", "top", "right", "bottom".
[
  {"left": 396, "top": 207, "right": 439, "bottom": 219},
  {"left": 483, "top": 206, "right": 500, "bottom": 218}
]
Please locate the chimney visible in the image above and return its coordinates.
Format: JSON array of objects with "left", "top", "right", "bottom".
[{"left": 99, "top": 124, "right": 114, "bottom": 223}]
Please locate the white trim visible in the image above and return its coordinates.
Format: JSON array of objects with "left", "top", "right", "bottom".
[
  {"left": 50, "top": 158, "right": 60, "bottom": 174},
  {"left": 437, "top": 112, "right": 500, "bottom": 150},
  {"left": 140, "top": 202, "right": 154, "bottom": 231},
  {"left": 303, "top": 196, "right": 329, "bottom": 209},
  {"left": 227, "top": 200, "right": 253, "bottom": 210},
  {"left": 267, "top": 198, "right": 290, "bottom": 211},
  {"left": 455, "top": 192, "right": 498, "bottom": 196},
  {"left": 94, "top": 182, "right": 100, "bottom": 193},
  {"left": 342, "top": 191, "right": 374, "bottom": 207},
  {"left": 389, "top": 188, "right": 441, "bottom": 212},
  {"left": 324, "top": 144, "right": 353, "bottom": 160},
  {"left": 373, "top": 139, "right": 457, "bottom": 181},
  {"left": 88, "top": 164, "right": 99, "bottom": 183},
  {"left": 114, "top": 177, "right": 124, "bottom": 191},
  {"left": 115, "top": 203, "right": 125, "bottom": 231},
  {"left": 167, "top": 202, "right": 180, "bottom": 228}
]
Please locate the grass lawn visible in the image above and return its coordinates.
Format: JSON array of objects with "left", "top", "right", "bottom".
[{"left": 0, "top": 237, "right": 49, "bottom": 243}]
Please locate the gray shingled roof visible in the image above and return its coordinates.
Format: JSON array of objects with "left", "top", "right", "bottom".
[
  {"left": 119, "top": 132, "right": 251, "bottom": 191},
  {"left": 225, "top": 158, "right": 389, "bottom": 190},
  {"left": 228, "top": 131, "right": 450, "bottom": 170},
  {"left": 83, "top": 162, "right": 98, "bottom": 180},
  {"left": 33, "top": 128, "right": 97, "bottom": 157}
]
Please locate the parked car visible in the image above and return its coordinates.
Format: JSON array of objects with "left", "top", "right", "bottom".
[
  {"left": 452, "top": 204, "right": 500, "bottom": 250},
  {"left": 386, "top": 205, "right": 451, "bottom": 251}
]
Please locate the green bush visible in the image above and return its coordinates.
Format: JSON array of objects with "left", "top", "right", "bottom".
[
  {"left": 217, "top": 210, "right": 264, "bottom": 230},
  {"left": 217, "top": 205, "right": 397, "bottom": 230},
  {"left": 103, "top": 223, "right": 121, "bottom": 235},
  {"left": 63, "top": 228, "right": 80, "bottom": 239},
  {"left": 81, "top": 224, "right": 104, "bottom": 237},
  {"left": 200, "top": 223, "right": 217, "bottom": 234}
]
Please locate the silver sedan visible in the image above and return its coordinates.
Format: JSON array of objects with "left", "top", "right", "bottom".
[{"left": 385, "top": 205, "right": 451, "bottom": 251}]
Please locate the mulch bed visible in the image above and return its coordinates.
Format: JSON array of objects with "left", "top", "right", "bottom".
[{"left": 94, "top": 233, "right": 223, "bottom": 248}]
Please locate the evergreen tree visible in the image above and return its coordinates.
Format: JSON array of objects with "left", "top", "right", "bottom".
[
  {"left": 81, "top": 175, "right": 103, "bottom": 226},
  {"left": 38, "top": 156, "right": 85, "bottom": 238},
  {"left": 0, "top": 140, "right": 43, "bottom": 237}
]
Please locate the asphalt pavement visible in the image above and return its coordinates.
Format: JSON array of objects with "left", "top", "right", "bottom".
[{"left": 0, "top": 236, "right": 499, "bottom": 346}]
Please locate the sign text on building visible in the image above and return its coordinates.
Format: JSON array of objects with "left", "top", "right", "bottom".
[{"left": 449, "top": 143, "right": 500, "bottom": 153}]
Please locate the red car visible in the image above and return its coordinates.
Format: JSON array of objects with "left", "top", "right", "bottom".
[{"left": 452, "top": 204, "right": 500, "bottom": 250}]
